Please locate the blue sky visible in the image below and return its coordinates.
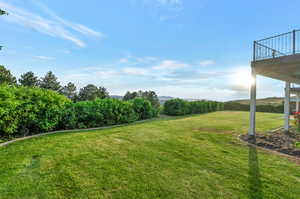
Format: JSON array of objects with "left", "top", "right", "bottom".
[{"left": 0, "top": 0, "right": 299, "bottom": 101}]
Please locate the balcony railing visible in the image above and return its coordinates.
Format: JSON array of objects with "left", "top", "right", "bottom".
[{"left": 253, "top": 29, "right": 300, "bottom": 61}]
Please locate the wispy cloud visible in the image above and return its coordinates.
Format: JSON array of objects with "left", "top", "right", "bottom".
[
  {"left": 123, "top": 67, "right": 149, "bottom": 75},
  {"left": 152, "top": 60, "right": 188, "bottom": 70},
  {"left": 151, "top": 0, "right": 182, "bottom": 6},
  {"left": 58, "top": 49, "right": 71, "bottom": 54},
  {"left": 119, "top": 55, "right": 158, "bottom": 65},
  {"left": 0, "top": 1, "right": 103, "bottom": 47},
  {"left": 199, "top": 60, "right": 215, "bottom": 67},
  {"left": 132, "top": 0, "right": 183, "bottom": 21},
  {"left": 34, "top": 55, "right": 55, "bottom": 60},
  {"left": 58, "top": 56, "right": 283, "bottom": 100}
]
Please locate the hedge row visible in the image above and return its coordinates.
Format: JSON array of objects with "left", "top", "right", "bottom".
[
  {"left": 164, "top": 98, "right": 224, "bottom": 116},
  {"left": 59, "top": 97, "right": 158, "bottom": 130},
  {"left": 224, "top": 102, "right": 284, "bottom": 113},
  {"left": 0, "top": 85, "right": 158, "bottom": 137}
]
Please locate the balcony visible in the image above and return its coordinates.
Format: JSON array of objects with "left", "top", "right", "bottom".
[
  {"left": 249, "top": 30, "right": 300, "bottom": 136},
  {"left": 252, "top": 30, "right": 300, "bottom": 84}
]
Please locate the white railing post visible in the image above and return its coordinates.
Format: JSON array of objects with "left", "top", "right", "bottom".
[
  {"left": 293, "top": 30, "right": 296, "bottom": 54},
  {"left": 249, "top": 66, "right": 256, "bottom": 136}
]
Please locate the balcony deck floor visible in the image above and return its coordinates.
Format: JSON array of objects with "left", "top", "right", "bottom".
[{"left": 252, "top": 54, "right": 300, "bottom": 84}]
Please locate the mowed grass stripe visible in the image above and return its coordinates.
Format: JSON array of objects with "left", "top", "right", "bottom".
[{"left": 0, "top": 111, "right": 299, "bottom": 199}]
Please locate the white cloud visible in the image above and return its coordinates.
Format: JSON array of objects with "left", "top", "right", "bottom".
[
  {"left": 199, "top": 60, "right": 215, "bottom": 67},
  {"left": 31, "top": 0, "right": 103, "bottom": 38},
  {"left": 132, "top": 0, "right": 183, "bottom": 21},
  {"left": 119, "top": 58, "right": 129, "bottom": 63},
  {"left": 123, "top": 67, "right": 149, "bottom": 75},
  {"left": 52, "top": 56, "right": 284, "bottom": 101},
  {"left": 0, "top": 1, "right": 103, "bottom": 47},
  {"left": 34, "top": 55, "right": 55, "bottom": 60},
  {"left": 95, "top": 70, "right": 120, "bottom": 79},
  {"left": 152, "top": 60, "right": 188, "bottom": 70},
  {"left": 59, "top": 50, "right": 71, "bottom": 54},
  {"left": 119, "top": 55, "right": 158, "bottom": 65},
  {"left": 146, "top": 0, "right": 182, "bottom": 7}
]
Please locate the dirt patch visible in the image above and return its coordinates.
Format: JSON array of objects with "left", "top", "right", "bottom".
[{"left": 240, "top": 128, "right": 300, "bottom": 158}]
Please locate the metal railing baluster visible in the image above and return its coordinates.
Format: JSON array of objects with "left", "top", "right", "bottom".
[{"left": 253, "top": 30, "right": 300, "bottom": 61}]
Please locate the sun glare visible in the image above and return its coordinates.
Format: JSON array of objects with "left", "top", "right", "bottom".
[{"left": 233, "top": 70, "right": 254, "bottom": 89}]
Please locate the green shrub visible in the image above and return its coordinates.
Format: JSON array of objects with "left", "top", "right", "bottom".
[
  {"left": 62, "top": 98, "right": 139, "bottom": 129},
  {"left": 164, "top": 99, "right": 190, "bottom": 116},
  {"left": 164, "top": 99, "right": 224, "bottom": 116},
  {"left": 131, "top": 98, "right": 158, "bottom": 120},
  {"left": 0, "top": 86, "right": 159, "bottom": 138},
  {"left": 0, "top": 86, "right": 21, "bottom": 135},
  {"left": 0, "top": 85, "right": 70, "bottom": 136},
  {"left": 224, "top": 102, "right": 284, "bottom": 113}
]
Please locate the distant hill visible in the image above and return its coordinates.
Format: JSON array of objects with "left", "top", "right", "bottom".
[
  {"left": 110, "top": 95, "right": 175, "bottom": 104},
  {"left": 110, "top": 95, "right": 123, "bottom": 100},
  {"left": 228, "top": 97, "right": 284, "bottom": 105},
  {"left": 158, "top": 96, "right": 174, "bottom": 104}
]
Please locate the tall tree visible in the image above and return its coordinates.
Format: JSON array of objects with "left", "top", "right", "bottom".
[
  {"left": 78, "top": 84, "right": 109, "bottom": 101},
  {"left": 123, "top": 91, "right": 138, "bottom": 101},
  {"left": 142, "top": 91, "right": 160, "bottom": 108},
  {"left": 0, "top": 65, "right": 17, "bottom": 85},
  {"left": 19, "top": 71, "right": 39, "bottom": 87},
  {"left": 61, "top": 82, "right": 77, "bottom": 101},
  {"left": 0, "top": 9, "right": 8, "bottom": 51},
  {"left": 0, "top": 9, "right": 7, "bottom": 15},
  {"left": 123, "top": 90, "right": 160, "bottom": 108},
  {"left": 39, "top": 71, "right": 61, "bottom": 92},
  {"left": 98, "top": 86, "right": 109, "bottom": 99}
]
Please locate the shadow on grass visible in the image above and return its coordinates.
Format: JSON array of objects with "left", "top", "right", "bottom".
[{"left": 248, "top": 138, "right": 263, "bottom": 199}]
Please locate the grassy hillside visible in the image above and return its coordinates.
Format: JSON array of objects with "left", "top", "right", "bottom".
[
  {"left": 230, "top": 97, "right": 284, "bottom": 105},
  {"left": 0, "top": 112, "right": 299, "bottom": 199}
]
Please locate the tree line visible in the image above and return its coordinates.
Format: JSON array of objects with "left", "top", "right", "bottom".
[
  {"left": 0, "top": 65, "right": 160, "bottom": 106},
  {"left": 0, "top": 65, "right": 108, "bottom": 101},
  {"left": 0, "top": 9, "right": 8, "bottom": 51}
]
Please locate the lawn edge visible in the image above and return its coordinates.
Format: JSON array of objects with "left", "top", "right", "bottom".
[
  {"left": 0, "top": 117, "right": 161, "bottom": 148},
  {"left": 0, "top": 113, "right": 216, "bottom": 148}
]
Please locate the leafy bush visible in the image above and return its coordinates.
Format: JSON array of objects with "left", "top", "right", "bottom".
[
  {"left": 164, "top": 99, "right": 191, "bottom": 116},
  {"left": 294, "top": 111, "right": 300, "bottom": 131},
  {"left": 131, "top": 98, "right": 158, "bottom": 120},
  {"left": 0, "top": 85, "right": 70, "bottom": 136},
  {"left": 294, "top": 141, "right": 300, "bottom": 149},
  {"left": 224, "top": 102, "right": 284, "bottom": 113},
  {"left": 123, "top": 90, "right": 160, "bottom": 108},
  {"left": 164, "top": 99, "right": 224, "bottom": 116},
  {"left": 61, "top": 98, "right": 141, "bottom": 129},
  {"left": 0, "top": 86, "right": 159, "bottom": 138}
]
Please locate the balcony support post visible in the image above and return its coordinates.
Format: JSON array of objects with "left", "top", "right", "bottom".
[
  {"left": 284, "top": 82, "right": 291, "bottom": 131},
  {"left": 249, "top": 66, "right": 256, "bottom": 136}
]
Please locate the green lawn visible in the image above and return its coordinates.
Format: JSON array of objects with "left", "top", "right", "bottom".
[{"left": 0, "top": 111, "right": 299, "bottom": 199}]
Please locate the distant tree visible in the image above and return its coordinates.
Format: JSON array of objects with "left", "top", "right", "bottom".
[
  {"left": 142, "top": 91, "right": 160, "bottom": 108},
  {"left": 123, "top": 90, "right": 160, "bottom": 108},
  {"left": 19, "top": 71, "right": 39, "bottom": 87},
  {"left": 123, "top": 91, "right": 138, "bottom": 101},
  {"left": 0, "top": 65, "right": 17, "bottom": 85},
  {"left": 39, "top": 71, "right": 61, "bottom": 92},
  {"left": 0, "top": 9, "right": 7, "bottom": 15},
  {"left": 61, "top": 82, "right": 77, "bottom": 101},
  {"left": 78, "top": 84, "right": 109, "bottom": 101},
  {"left": 98, "top": 86, "right": 109, "bottom": 98},
  {"left": 123, "top": 91, "right": 131, "bottom": 100},
  {"left": 0, "top": 9, "right": 8, "bottom": 51}
]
